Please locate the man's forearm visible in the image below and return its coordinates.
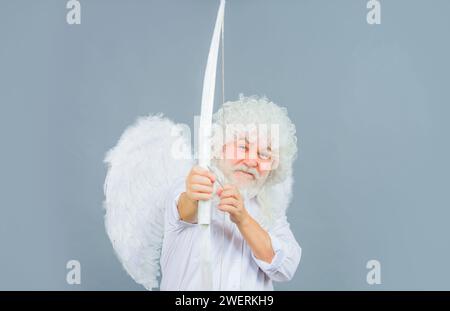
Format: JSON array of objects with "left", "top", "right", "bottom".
[
  {"left": 237, "top": 216, "right": 275, "bottom": 263},
  {"left": 177, "top": 192, "right": 198, "bottom": 223}
]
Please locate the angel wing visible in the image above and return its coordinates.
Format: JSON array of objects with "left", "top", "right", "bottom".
[{"left": 103, "top": 114, "right": 193, "bottom": 290}]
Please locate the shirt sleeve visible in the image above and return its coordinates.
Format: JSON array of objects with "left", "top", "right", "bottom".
[
  {"left": 164, "top": 177, "right": 198, "bottom": 232},
  {"left": 251, "top": 215, "right": 302, "bottom": 282}
]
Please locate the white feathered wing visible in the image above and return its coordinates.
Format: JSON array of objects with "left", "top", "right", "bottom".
[{"left": 103, "top": 114, "right": 193, "bottom": 290}]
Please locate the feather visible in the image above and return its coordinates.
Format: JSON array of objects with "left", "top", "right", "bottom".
[{"left": 103, "top": 114, "right": 193, "bottom": 290}]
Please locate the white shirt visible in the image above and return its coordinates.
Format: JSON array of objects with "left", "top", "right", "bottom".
[{"left": 160, "top": 178, "right": 302, "bottom": 291}]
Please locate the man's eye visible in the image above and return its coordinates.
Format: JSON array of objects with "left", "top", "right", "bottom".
[
  {"left": 258, "top": 152, "right": 271, "bottom": 160},
  {"left": 238, "top": 145, "right": 247, "bottom": 150}
]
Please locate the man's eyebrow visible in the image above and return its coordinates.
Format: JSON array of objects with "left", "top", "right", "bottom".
[{"left": 244, "top": 136, "right": 272, "bottom": 152}]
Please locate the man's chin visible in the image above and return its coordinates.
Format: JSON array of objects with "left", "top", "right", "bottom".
[
  {"left": 233, "top": 180, "right": 260, "bottom": 196},
  {"left": 233, "top": 177, "right": 256, "bottom": 188},
  {"left": 217, "top": 167, "right": 262, "bottom": 196},
  {"left": 233, "top": 171, "right": 256, "bottom": 182}
]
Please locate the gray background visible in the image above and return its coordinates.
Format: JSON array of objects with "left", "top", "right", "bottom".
[{"left": 0, "top": 0, "right": 449, "bottom": 290}]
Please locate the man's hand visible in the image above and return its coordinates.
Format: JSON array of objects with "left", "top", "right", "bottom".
[
  {"left": 178, "top": 166, "right": 216, "bottom": 223},
  {"left": 217, "top": 184, "right": 250, "bottom": 226},
  {"left": 218, "top": 184, "right": 275, "bottom": 263},
  {"left": 185, "top": 165, "right": 216, "bottom": 202}
]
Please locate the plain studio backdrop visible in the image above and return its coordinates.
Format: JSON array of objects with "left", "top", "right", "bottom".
[{"left": 0, "top": 0, "right": 449, "bottom": 290}]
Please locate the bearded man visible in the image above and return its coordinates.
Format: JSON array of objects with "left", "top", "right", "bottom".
[
  {"left": 159, "top": 95, "right": 301, "bottom": 290},
  {"left": 104, "top": 95, "right": 301, "bottom": 291}
]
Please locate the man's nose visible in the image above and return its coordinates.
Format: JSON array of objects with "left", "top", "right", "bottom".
[{"left": 243, "top": 157, "right": 258, "bottom": 168}]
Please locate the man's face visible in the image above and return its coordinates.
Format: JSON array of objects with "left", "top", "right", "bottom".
[{"left": 216, "top": 132, "right": 274, "bottom": 194}]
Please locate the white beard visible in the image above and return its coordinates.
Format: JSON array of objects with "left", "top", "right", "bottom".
[
  {"left": 210, "top": 159, "right": 266, "bottom": 200},
  {"left": 239, "top": 184, "right": 262, "bottom": 200}
]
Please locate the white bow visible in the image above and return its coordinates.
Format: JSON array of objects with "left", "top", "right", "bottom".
[{"left": 198, "top": 0, "right": 226, "bottom": 290}]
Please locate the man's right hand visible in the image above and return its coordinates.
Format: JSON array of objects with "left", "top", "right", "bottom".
[
  {"left": 177, "top": 166, "right": 216, "bottom": 223},
  {"left": 185, "top": 165, "right": 216, "bottom": 202}
]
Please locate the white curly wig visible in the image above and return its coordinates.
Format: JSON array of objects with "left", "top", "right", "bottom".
[{"left": 211, "top": 94, "right": 298, "bottom": 187}]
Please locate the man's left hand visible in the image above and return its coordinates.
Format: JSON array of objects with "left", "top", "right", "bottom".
[{"left": 217, "top": 184, "right": 250, "bottom": 226}]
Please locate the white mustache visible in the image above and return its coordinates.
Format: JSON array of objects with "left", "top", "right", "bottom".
[{"left": 233, "top": 165, "right": 260, "bottom": 179}]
